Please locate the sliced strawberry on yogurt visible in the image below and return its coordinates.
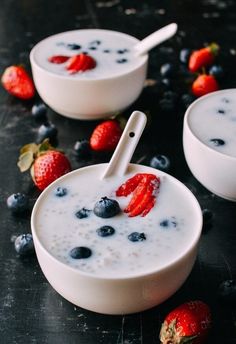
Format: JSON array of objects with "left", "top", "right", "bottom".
[
  {"left": 48, "top": 55, "right": 70, "bottom": 64},
  {"left": 66, "top": 53, "right": 96, "bottom": 73}
]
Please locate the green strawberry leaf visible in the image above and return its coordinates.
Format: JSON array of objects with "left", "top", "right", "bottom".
[
  {"left": 38, "top": 138, "right": 54, "bottom": 153},
  {"left": 20, "top": 143, "right": 38, "bottom": 155},
  {"left": 17, "top": 151, "right": 34, "bottom": 172}
]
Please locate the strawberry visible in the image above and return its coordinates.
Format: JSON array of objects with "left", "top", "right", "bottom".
[
  {"left": 1, "top": 65, "right": 35, "bottom": 100},
  {"left": 90, "top": 120, "right": 122, "bottom": 152},
  {"left": 192, "top": 74, "right": 219, "bottom": 97},
  {"left": 188, "top": 43, "right": 219, "bottom": 72},
  {"left": 160, "top": 300, "right": 212, "bottom": 344},
  {"left": 48, "top": 55, "right": 70, "bottom": 64},
  {"left": 66, "top": 53, "right": 96, "bottom": 74},
  {"left": 17, "top": 139, "right": 71, "bottom": 191}
]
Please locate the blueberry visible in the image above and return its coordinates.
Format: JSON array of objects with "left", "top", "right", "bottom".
[
  {"left": 117, "top": 49, "right": 129, "bottom": 54},
  {"left": 67, "top": 43, "right": 81, "bottom": 50},
  {"left": 89, "top": 40, "right": 101, "bottom": 45},
  {"left": 218, "top": 280, "right": 236, "bottom": 304},
  {"left": 94, "top": 197, "right": 120, "bottom": 218},
  {"left": 179, "top": 48, "right": 191, "bottom": 64},
  {"left": 181, "top": 93, "right": 196, "bottom": 109},
  {"left": 160, "top": 218, "right": 177, "bottom": 228},
  {"left": 209, "top": 138, "right": 225, "bottom": 146},
  {"left": 38, "top": 122, "right": 58, "bottom": 142},
  {"left": 31, "top": 103, "right": 47, "bottom": 120},
  {"left": 89, "top": 46, "right": 97, "bottom": 50},
  {"left": 209, "top": 65, "right": 224, "bottom": 79},
  {"left": 7, "top": 193, "right": 29, "bottom": 214},
  {"left": 70, "top": 246, "right": 92, "bottom": 259},
  {"left": 161, "top": 78, "right": 172, "bottom": 89},
  {"left": 150, "top": 154, "right": 170, "bottom": 171},
  {"left": 74, "top": 140, "right": 91, "bottom": 159},
  {"left": 160, "top": 63, "right": 175, "bottom": 78},
  {"left": 159, "top": 91, "right": 178, "bottom": 111},
  {"left": 55, "top": 187, "right": 67, "bottom": 197},
  {"left": 202, "top": 208, "right": 213, "bottom": 233},
  {"left": 128, "top": 232, "right": 146, "bottom": 242},
  {"left": 217, "top": 108, "right": 226, "bottom": 115},
  {"left": 14, "top": 234, "right": 35, "bottom": 256},
  {"left": 96, "top": 225, "right": 115, "bottom": 237},
  {"left": 75, "top": 207, "right": 91, "bottom": 219},
  {"left": 116, "top": 58, "right": 128, "bottom": 63},
  {"left": 103, "top": 49, "right": 110, "bottom": 53}
]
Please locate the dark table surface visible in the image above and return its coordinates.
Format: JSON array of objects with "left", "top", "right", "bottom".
[{"left": 1, "top": 1, "right": 236, "bottom": 343}]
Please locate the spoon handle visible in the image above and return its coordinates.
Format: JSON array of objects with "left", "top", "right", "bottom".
[
  {"left": 101, "top": 111, "right": 147, "bottom": 179},
  {"left": 134, "top": 23, "right": 178, "bottom": 56}
]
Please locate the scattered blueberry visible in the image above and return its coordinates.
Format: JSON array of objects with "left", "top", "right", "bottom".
[
  {"left": 116, "top": 58, "right": 128, "bottom": 63},
  {"left": 217, "top": 108, "right": 226, "bottom": 115},
  {"left": 150, "top": 154, "right": 170, "bottom": 171},
  {"left": 218, "top": 279, "right": 236, "bottom": 304},
  {"left": 103, "top": 49, "right": 111, "bottom": 53},
  {"left": 14, "top": 234, "right": 35, "bottom": 256},
  {"left": 117, "top": 49, "right": 129, "bottom": 54},
  {"left": 96, "top": 225, "right": 115, "bottom": 237},
  {"left": 161, "top": 78, "right": 172, "bottom": 89},
  {"left": 67, "top": 43, "right": 81, "bottom": 50},
  {"left": 94, "top": 197, "right": 120, "bottom": 218},
  {"left": 7, "top": 193, "right": 29, "bottom": 214},
  {"left": 181, "top": 93, "right": 196, "bottom": 109},
  {"left": 159, "top": 91, "right": 178, "bottom": 111},
  {"left": 70, "top": 246, "right": 92, "bottom": 259},
  {"left": 160, "top": 218, "right": 177, "bottom": 228},
  {"left": 89, "top": 46, "right": 97, "bottom": 50},
  {"left": 209, "top": 65, "right": 224, "bottom": 79},
  {"left": 74, "top": 139, "right": 91, "bottom": 159},
  {"left": 31, "top": 103, "right": 47, "bottom": 120},
  {"left": 160, "top": 63, "right": 175, "bottom": 78},
  {"left": 55, "top": 187, "right": 67, "bottom": 197},
  {"left": 38, "top": 122, "right": 58, "bottom": 142},
  {"left": 202, "top": 208, "right": 213, "bottom": 233},
  {"left": 209, "top": 138, "right": 225, "bottom": 146},
  {"left": 75, "top": 207, "right": 91, "bottom": 219},
  {"left": 128, "top": 232, "right": 146, "bottom": 242},
  {"left": 179, "top": 48, "right": 191, "bottom": 64}
]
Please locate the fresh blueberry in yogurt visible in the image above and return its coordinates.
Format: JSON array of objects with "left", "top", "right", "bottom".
[
  {"left": 89, "top": 46, "right": 97, "bottom": 50},
  {"left": 222, "top": 97, "right": 230, "bottom": 104},
  {"left": 150, "top": 154, "right": 170, "bottom": 171},
  {"left": 160, "top": 217, "right": 177, "bottom": 229},
  {"left": 89, "top": 40, "right": 101, "bottom": 46},
  {"left": 117, "top": 49, "right": 129, "bottom": 54},
  {"left": 217, "top": 108, "right": 226, "bottom": 115},
  {"left": 14, "top": 234, "right": 35, "bottom": 256},
  {"left": 55, "top": 187, "right": 67, "bottom": 197},
  {"left": 70, "top": 246, "right": 92, "bottom": 259},
  {"left": 116, "top": 58, "right": 128, "bottom": 64},
  {"left": 128, "top": 232, "right": 146, "bottom": 242},
  {"left": 103, "top": 49, "right": 110, "bottom": 53},
  {"left": 96, "top": 225, "right": 115, "bottom": 237},
  {"left": 67, "top": 43, "right": 81, "bottom": 50},
  {"left": 209, "top": 138, "right": 225, "bottom": 146},
  {"left": 94, "top": 197, "right": 120, "bottom": 218},
  {"left": 7, "top": 193, "right": 29, "bottom": 214},
  {"left": 75, "top": 207, "right": 91, "bottom": 219}
]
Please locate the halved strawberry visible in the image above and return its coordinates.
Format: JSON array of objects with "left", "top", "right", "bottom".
[
  {"left": 48, "top": 55, "right": 70, "bottom": 64},
  {"left": 66, "top": 53, "right": 96, "bottom": 74}
]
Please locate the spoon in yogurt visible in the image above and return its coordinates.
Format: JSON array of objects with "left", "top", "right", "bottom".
[{"left": 134, "top": 22, "right": 178, "bottom": 56}]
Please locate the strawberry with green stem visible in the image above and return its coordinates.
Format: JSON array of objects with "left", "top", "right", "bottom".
[{"left": 188, "top": 43, "right": 219, "bottom": 73}]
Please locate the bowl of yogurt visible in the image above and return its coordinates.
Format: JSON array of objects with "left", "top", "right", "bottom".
[
  {"left": 183, "top": 89, "right": 236, "bottom": 201},
  {"left": 31, "top": 111, "right": 202, "bottom": 314},
  {"left": 30, "top": 25, "right": 177, "bottom": 120}
]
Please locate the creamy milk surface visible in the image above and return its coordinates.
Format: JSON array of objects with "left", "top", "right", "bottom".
[
  {"left": 33, "top": 29, "right": 147, "bottom": 79},
  {"left": 188, "top": 89, "right": 236, "bottom": 158},
  {"left": 34, "top": 165, "right": 199, "bottom": 277}
]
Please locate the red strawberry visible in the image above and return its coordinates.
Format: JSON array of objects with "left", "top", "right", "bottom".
[
  {"left": 192, "top": 74, "right": 219, "bottom": 97},
  {"left": 1, "top": 65, "right": 35, "bottom": 100},
  {"left": 90, "top": 120, "right": 122, "bottom": 152},
  {"left": 66, "top": 53, "right": 96, "bottom": 74},
  {"left": 48, "top": 55, "right": 70, "bottom": 64},
  {"left": 17, "top": 139, "right": 71, "bottom": 191},
  {"left": 188, "top": 43, "right": 219, "bottom": 72},
  {"left": 160, "top": 300, "right": 212, "bottom": 344}
]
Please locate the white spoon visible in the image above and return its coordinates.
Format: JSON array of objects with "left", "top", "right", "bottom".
[
  {"left": 101, "top": 111, "right": 147, "bottom": 179},
  {"left": 134, "top": 23, "right": 178, "bottom": 57}
]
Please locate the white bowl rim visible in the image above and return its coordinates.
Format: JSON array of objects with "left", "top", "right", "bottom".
[
  {"left": 30, "top": 28, "right": 148, "bottom": 82},
  {"left": 184, "top": 88, "right": 236, "bottom": 161},
  {"left": 31, "top": 163, "right": 203, "bottom": 281}
]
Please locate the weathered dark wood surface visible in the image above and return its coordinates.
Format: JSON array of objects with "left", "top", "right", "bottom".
[{"left": 0, "top": 1, "right": 236, "bottom": 343}]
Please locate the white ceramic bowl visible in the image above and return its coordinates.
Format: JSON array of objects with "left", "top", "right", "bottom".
[
  {"left": 30, "top": 29, "right": 148, "bottom": 120},
  {"left": 31, "top": 163, "right": 202, "bottom": 315},
  {"left": 183, "top": 89, "right": 236, "bottom": 201}
]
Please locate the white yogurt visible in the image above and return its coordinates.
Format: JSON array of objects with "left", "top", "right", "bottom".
[
  {"left": 187, "top": 89, "right": 236, "bottom": 158},
  {"left": 33, "top": 164, "right": 200, "bottom": 278},
  {"left": 32, "top": 29, "right": 146, "bottom": 79}
]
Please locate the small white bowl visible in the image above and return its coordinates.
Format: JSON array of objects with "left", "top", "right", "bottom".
[
  {"left": 183, "top": 89, "right": 236, "bottom": 201},
  {"left": 30, "top": 29, "right": 148, "bottom": 120},
  {"left": 31, "top": 163, "right": 202, "bottom": 315}
]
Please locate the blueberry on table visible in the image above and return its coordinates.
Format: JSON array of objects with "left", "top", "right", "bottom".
[
  {"left": 14, "top": 234, "right": 35, "bottom": 256},
  {"left": 38, "top": 122, "right": 58, "bottom": 142},
  {"left": 202, "top": 208, "right": 213, "bottom": 233},
  {"left": 75, "top": 207, "right": 91, "bottom": 219},
  {"left": 159, "top": 91, "right": 178, "bottom": 112},
  {"left": 93, "top": 197, "right": 120, "bottom": 218},
  {"left": 128, "top": 232, "right": 146, "bottom": 242},
  {"left": 7, "top": 193, "right": 29, "bottom": 214},
  {"left": 209, "top": 138, "right": 225, "bottom": 146},
  {"left": 181, "top": 93, "right": 196, "bottom": 109},
  {"left": 218, "top": 279, "right": 236, "bottom": 304},
  {"left": 31, "top": 102, "right": 47, "bottom": 120},
  {"left": 74, "top": 139, "right": 91, "bottom": 159},
  {"left": 179, "top": 48, "right": 191, "bottom": 64},
  {"left": 70, "top": 246, "right": 92, "bottom": 259},
  {"left": 160, "top": 63, "right": 175, "bottom": 78},
  {"left": 96, "top": 225, "right": 115, "bottom": 237},
  {"left": 209, "top": 65, "right": 224, "bottom": 79},
  {"left": 150, "top": 154, "right": 170, "bottom": 171},
  {"left": 55, "top": 187, "right": 67, "bottom": 197}
]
